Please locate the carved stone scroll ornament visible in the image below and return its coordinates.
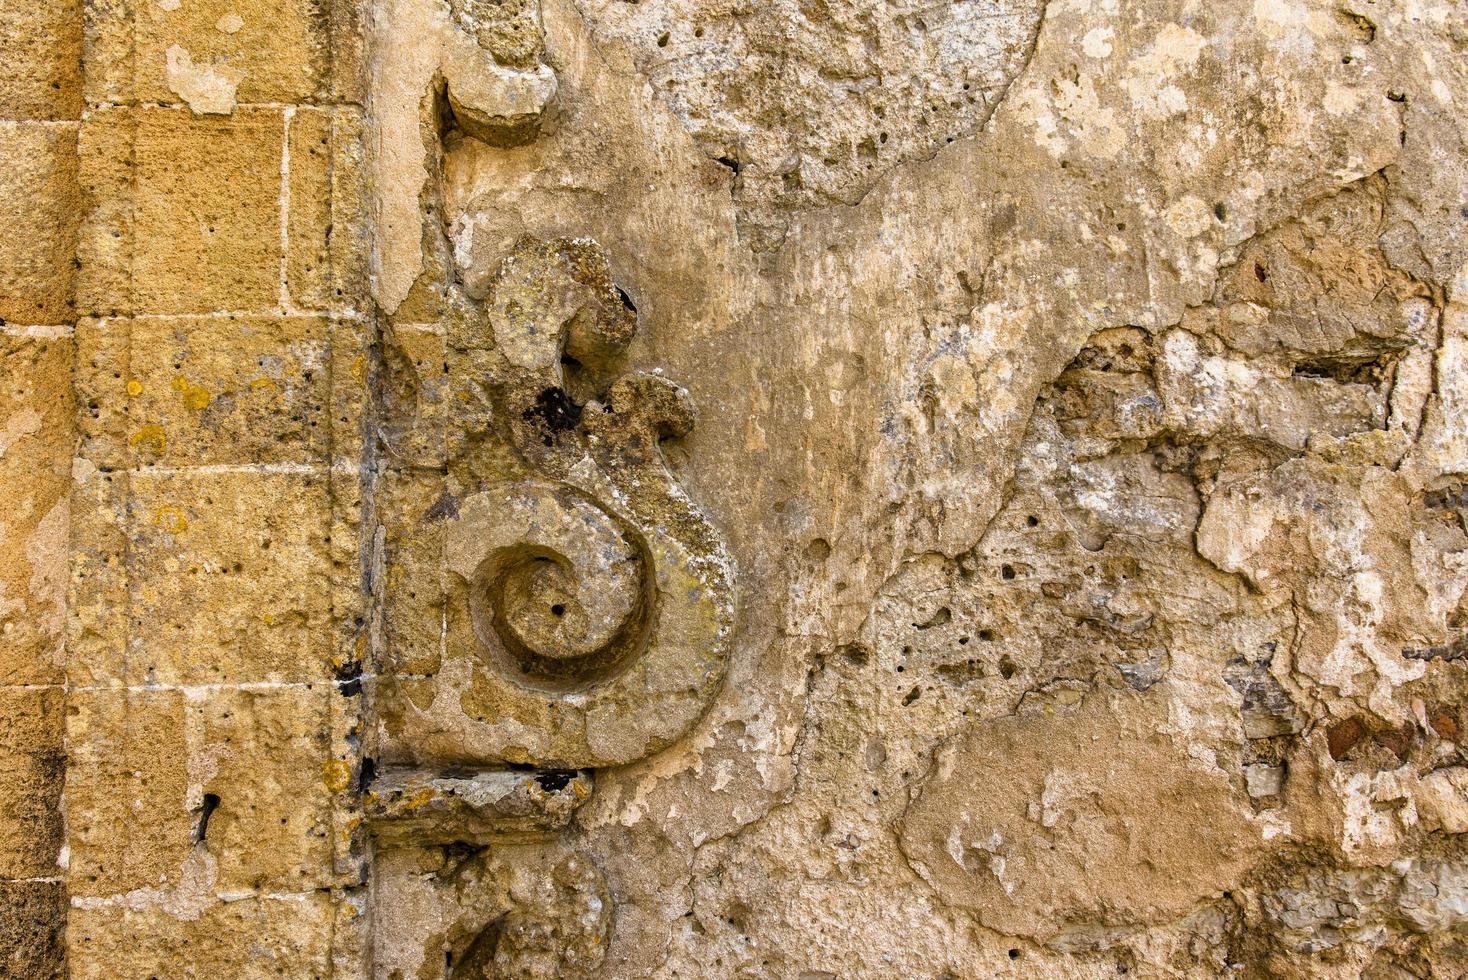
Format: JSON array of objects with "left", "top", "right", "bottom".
[
  {"left": 433, "top": 237, "right": 737, "bottom": 769},
  {"left": 370, "top": 238, "right": 729, "bottom": 976}
]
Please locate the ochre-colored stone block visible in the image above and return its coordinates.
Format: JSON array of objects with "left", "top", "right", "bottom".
[
  {"left": 324, "top": 315, "right": 372, "bottom": 466},
  {"left": 65, "top": 688, "right": 188, "bottom": 896},
  {"left": 79, "top": 107, "right": 285, "bottom": 317},
  {"left": 0, "top": 124, "right": 78, "bottom": 325},
  {"left": 0, "top": 336, "right": 73, "bottom": 685},
  {"left": 74, "top": 109, "right": 136, "bottom": 317},
  {"left": 76, "top": 315, "right": 333, "bottom": 468},
  {"left": 71, "top": 470, "right": 335, "bottom": 686},
  {"left": 87, "top": 0, "right": 330, "bottom": 108},
  {"left": 0, "top": 880, "right": 66, "bottom": 979},
  {"left": 378, "top": 469, "right": 450, "bottom": 676},
  {"left": 0, "top": 687, "right": 65, "bottom": 880},
  {"left": 288, "top": 107, "right": 369, "bottom": 312},
  {"left": 65, "top": 468, "right": 128, "bottom": 690},
  {"left": 0, "top": 0, "right": 81, "bottom": 120},
  {"left": 67, "top": 687, "right": 337, "bottom": 899},
  {"left": 68, "top": 892, "right": 335, "bottom": 979}
]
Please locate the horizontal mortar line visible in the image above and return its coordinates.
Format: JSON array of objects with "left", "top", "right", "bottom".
[
  {"left": 71, "top": 680, "right": 318, "bottom": 694},
  {"left": 0, "top": 683, "right": 66, "bottom": 691},
  {"left": 107, "top": 461, "right": 366, "bottom": 477},
  {"left": 91, "top": 309, "right": 370, "bottom": 323},
  {"left": 2, "top": 324, "right": 75, "bottom": 338},
  {"left": 1, "top": 876, "right": 63, "bottom": 885},
  {"left": 72, "top": 888, "right": 322, "bottom": 909},
  {"left": 82, "top": 101, "right": 336, "bottom": 114},
  {"left": 0, "top": 119, "right": 81, "bottom": 128}
]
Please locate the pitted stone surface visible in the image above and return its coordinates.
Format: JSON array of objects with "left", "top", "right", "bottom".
[{"left": 21, "top": 0, "right": 1468, "bottom": 976}]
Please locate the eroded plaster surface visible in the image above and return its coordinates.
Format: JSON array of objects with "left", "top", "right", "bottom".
[{"left": 9, "top": 0, "right": 1468, "bottom": 975}]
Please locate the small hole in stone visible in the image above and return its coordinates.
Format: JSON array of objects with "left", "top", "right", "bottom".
[
  {"left": 193, "top": 793, "right": 221, "bottom": 843},
  {"left": 1001, "top": 564, "right": 1016, "bottom": 580},
  {"left": 550, "top": 604, "right": 566, "bottom": 617},
  {"left": 1009, "top": 949, "right": 1021, "bottom": 959}
]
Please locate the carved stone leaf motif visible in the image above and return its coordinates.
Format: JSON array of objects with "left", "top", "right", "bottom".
[{"left": 434, "top": 237, "right": 737, "bottom": 768}]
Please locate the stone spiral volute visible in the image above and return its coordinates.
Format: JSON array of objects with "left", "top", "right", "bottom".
[{"left": 428, "top": 237, "right": 735, "bottom": 769}]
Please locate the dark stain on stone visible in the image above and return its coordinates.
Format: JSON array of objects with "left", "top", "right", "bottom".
[
  {"left": 424, "top": 490, "right": 461, "bottom": 522},
  {"left": 523, "top": 386, "right": 583, "bottom": 445}
]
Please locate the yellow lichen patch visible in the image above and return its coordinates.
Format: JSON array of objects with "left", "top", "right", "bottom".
[
  {"left": 152, "top": 505, "right": 189, "bottom": 535},
  {"left": 170, "top": 376, "right": 212, "bottom": 411},
  {"left": 322, "top": 758, "right": 353, "bottom": 793},
  {"left": 126, "top": 379, "right": 144, "bottom": 397},
  {"left": 129, "top": 423, "right": 168, "bottom": 454}
]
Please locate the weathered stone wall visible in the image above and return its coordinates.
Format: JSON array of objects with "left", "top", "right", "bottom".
[
  {"left": 1, "top": 2, "right": 80, "bottom": 975},
  {"left": 58, "top": 0, "right": 373, "bottom": 975},
  {"left": 4, "top": 0, "right": 1468, "bottom": 977}
]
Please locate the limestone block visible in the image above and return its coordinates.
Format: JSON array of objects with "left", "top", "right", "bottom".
[
  {"left": 85, "top": 0, "right": 334, "bottom": 109},
  {"left": 0, "top": 687, "right": 65, "bottom": 880},
  {"left": 0, "top": 335, "right": 72, "bottom": 685},
  {"left": 0, "top": 123, "right": 78, "bottom": 325},
  {"left": 0, "top": 0, "right": 81, "bottom": 120},
  {"left": 287, "top": 107, "right": 369, "bottom": 313},
  {"left": 75, "top": 315, "right": 333, "bottom": 468},
  {"left": 78, "top": 107, "right": 285, "bottom": 317},
  {"left": 0, "top": 880, "right": 66, "bottom": 979},
  {"left": 64, "top": 687, "right": 190, "bottom": 896},
  {"left": 69, "top": 470, "right": 334, "bottom": 687},
  {"left": 66, "top": 686, "right": 337, "bottom": 898},
  {"left": 68, "top": 892, "right": 337, "bottom": 980},
  {"left": 378, "top": 468, "right": 450, "bottom": 677}
]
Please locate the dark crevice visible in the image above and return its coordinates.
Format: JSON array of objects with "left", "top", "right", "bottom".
[
  {"left": 534, "top": 769, "right": 579, "bottom": 792},
  {"left": 193, "top": 793, "right": 221, "bottom": 844}
]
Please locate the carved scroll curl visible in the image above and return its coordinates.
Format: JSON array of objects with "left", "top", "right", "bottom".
[{"left": 435, "top": 237, "right": 736, "bottom": 768}]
